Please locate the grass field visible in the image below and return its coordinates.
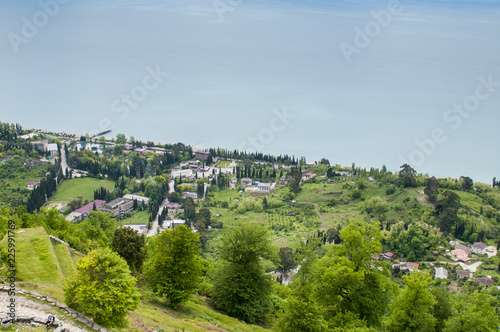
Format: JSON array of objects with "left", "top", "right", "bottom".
[
  {"left": 122, "top": 210, "right": 149, "bottom": 225},
  {"left": 214, "top": 160, "right": 232, "bottom": 168},
  {"left": 1, "top": 227, "right": 65, "bottom": 288},
  {"left": 49, "top": 177, "right": 115, "bottom": 203},
  {"left": 52, "top": 242, "right": 78, "bottom": 280}
]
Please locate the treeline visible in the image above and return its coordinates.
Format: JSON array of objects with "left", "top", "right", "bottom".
[
  {"left": 0, "top": 122, "right": 24, "bottom": 142},
  {"left": 26, "top": 162, "right": 63, "bottom": 213},
  {"left": 208, "top": 147, "right": 298, "bottom": 165}
]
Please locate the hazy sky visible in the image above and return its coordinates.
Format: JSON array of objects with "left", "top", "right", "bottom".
[{"left": 1, "top": 0, "right": 499, "bottom": 182}]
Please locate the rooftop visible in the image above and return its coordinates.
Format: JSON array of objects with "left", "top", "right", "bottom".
[{"left": 74, "top": 200, "right": 105, "bottom": 214}]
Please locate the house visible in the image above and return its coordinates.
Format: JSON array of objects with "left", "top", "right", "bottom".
[
  {"left": 477, "top": 276, "right": 495, "bottom": 287},
  {"left": 305, "top": 161, "right": 315, "bottom": 166},
  {"left": 166, "top": 203, "right": 180, "bottom": 214},
  {"left": 407, "top": 262, "right": 419, "bottom": 271},
  {"left": 455, "top": 244, "right": 472, "bottom": 254},
  {"left": 183, "top": 192, "right": 198, "bottom": 200},
  {"left": 472, "top": 242, "right": 488, "bottom": 255},
  {"left": 456, "top": 270, "right": 471, "bottom": 279},
  {"left": 31, "top": 139, "right": 48, "bottom": 152},
  {"left": 340, "top": 171, "right": 352, "bottom": 177},
  {"left": 180, "top": 161, "right": 189, "bottom": 167},
  {"left": 134, "top": 148, "right": 146, "bottom": 155},
  {"left": 171, "top": 169, "right": 193, "bottom": 179},
  {"left": 123, "top": 144, "right": 133, "bottom": 150},
  {"left": 99, "top": 198, "right": 134, "bottom": 218},
  {"left": 25, "top": 181, "right": 39, "bottom": 190},
  {"left": 47, "top": 143, "right": 58, "bottom": 156},
  {"left": 451, "top": 249, "right": 468, "bottom": 260},
  {"left": 368, "top": 177, "right": 375, "bottom": 182},
  {"left": 194, "top": 151, "right": 211, "bottom": 161},
  {"left": 258, "top": 183, "right": 271, "bottom": 192},
  {"left": 303, "top": 173, "right": 317, "bottom": 180},
  {"left": 382, "top": 252, "right": 394, "bottom": 261},
  {"left": 73, "top": 200, "right": 106, "bottom": 222},
  {"left": 435, "top": 267, "right": 448, "bottom": 279},
  {"left": 230, "top": 177, "right": 238, "bottom": 184},
  {"left": 241, "top": 178, "right": 253, "bottom": 186}
]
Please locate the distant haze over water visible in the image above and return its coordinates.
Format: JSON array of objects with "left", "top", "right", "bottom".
[{"left": 1, "top": 0, "right": 499, "bottom": 183}]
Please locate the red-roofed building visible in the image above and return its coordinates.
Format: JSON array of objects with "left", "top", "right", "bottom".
[
  {"left": 382, "top": 252, "right": 394, "bottom": 261},
  {"left": 407, "top": 262, "right": 419, "bottom": 271},
  {"left": 71, "top": 200, "right": 106, "bottom": 222}
]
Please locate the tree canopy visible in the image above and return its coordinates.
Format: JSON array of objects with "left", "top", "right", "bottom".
[{"left": 64, "top": 247, "right": 140, "bottom": 328}]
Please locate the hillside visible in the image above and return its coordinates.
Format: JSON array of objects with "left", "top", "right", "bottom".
[{"left": 0, "top": 228, "right": 268, "bottom": 332}]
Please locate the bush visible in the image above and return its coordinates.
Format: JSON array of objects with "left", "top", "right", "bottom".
[{"left": 386, "top": 185, "right": 396, "bottom": 195}]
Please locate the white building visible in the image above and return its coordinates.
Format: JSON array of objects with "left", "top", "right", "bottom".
[
  {"left": 258, "top": 183, "right": 271, "bottom": 192},
  {"left": 435, "top": 267, "right": 448, "bottom": 279},
  {"left": 171, "top": 169, "right": 193, "bottom": 179},
  {"left": 183, "top": 192, "right": 198, "bottom": 200},
  {"left": 123, "top": 194, "right": 150, "bottom": 205},
  {"left": 472, "top": 242, "right": 488, "bottom": 255}
]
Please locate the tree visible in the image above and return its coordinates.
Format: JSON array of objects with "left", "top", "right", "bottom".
[
  {"left": 277, "top": 238, "right": 328, "bottom": 332},
  {"left": 64, "top": 248, "right": 140, "bottom": 328},
  {"left": 115, "top": 133, "right": 127, "bottom": 145},
  {"left": 424, "top": 176, "right": 439, "bottom": 202},
  {"left": 111, "top": 227, "right": 147, "bottom": 272},
  {"left": 443, "top": 292, "right": 499, "bottom": 332},
  {"left": 430, "top": 286, "right": 452, "bottom": 332},
  {"left": 277, "top": 247, "right": 296, "bottom": 278},
  {"left": 143, "top": 225, "right": 202, "bottom": 306},
  {"left": 459, "top": 176, "right": 473, "bottom": 191},
  {"left": 211, "top": 223, "right": 276, "bottom": 323},
  {"left": 398, "top": 164, "right": 417, "bottom": 187},
  {"left": 320, "top": 158, "right": 330, "bottom": 166},
  {"left": 436, "top": 191, "right": 461, "bottom": 233},
  {"left": 314, "top": 220, "right": 396, "bottom": 328},
  {"left": 183, "top": 197, "right": 196, "bottom": 222},
  {"left": 197, "top": 208, "right": 211, "bottom": 226},
  {"left": 384, "top": 272, "right": 437, "bottom": 332}
]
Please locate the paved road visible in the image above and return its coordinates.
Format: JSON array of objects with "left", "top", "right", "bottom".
[
  {"left": 60, "top": 143, "right": 70, "bottom": 174},
  {"left": 147, "top": 197, "right": 170, "bottom": 237}
]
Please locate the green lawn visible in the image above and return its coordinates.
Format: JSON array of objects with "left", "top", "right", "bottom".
[
  {"left": 214, "top": 160, "right": 232, "bottom": 168},
  {"left": 52, "top": 242, "right": 77, "bottom": 280},
  {"left": 49, "top": 177, "right": 115, "bottom": 203},
  {"left": 122, "top": 210, "right": 149, "bottom": 225},
  {"left": 1, "top": 227, "right": 65, "bottom": 287}
]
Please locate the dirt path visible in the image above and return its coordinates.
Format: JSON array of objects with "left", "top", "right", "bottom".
[{"left": 313, "top": 203, "right": 326, "bottom": 230}]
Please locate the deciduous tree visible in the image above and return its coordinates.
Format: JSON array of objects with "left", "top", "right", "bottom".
[
  {"left": 211, "top": 223, "right": 276, "bottom": 323},
  {"left": 143, "top": 225, "right": 202, "bottom": 306},
  {"left": 64, "top": 248, "right": 139, "bottom": 328}
]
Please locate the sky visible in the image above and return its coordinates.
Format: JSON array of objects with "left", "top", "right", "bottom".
[{"left": 0, "top": 0, "right": 499, "bottom": 183}]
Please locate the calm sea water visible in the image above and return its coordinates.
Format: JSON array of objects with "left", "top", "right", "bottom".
[{"left": 0, "top": 0, "right": 499, "bottom": 183}]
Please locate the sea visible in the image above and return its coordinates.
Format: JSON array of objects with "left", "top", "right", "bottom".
[{"left": 0, "top": 0, "right": 499, "bottom": 183}]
